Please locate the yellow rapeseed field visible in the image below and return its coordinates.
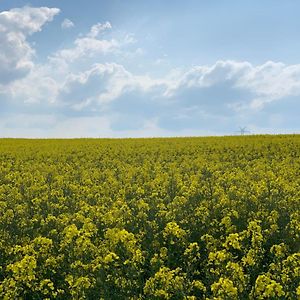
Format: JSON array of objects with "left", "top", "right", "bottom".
[{"left": 0, "top": 135, "right": 299, "bottom": 299}]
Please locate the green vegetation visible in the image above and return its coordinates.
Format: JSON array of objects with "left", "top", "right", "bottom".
[{"left": 0, "top": 135, "right": 299, "bottom": 299}]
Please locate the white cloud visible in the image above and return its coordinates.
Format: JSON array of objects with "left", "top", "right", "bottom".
[
  {"left": 0, "top": 6, "right": 60, "bottom": 34},
  {"left": 87, "top": 22, "right": 111, "bottom": 38},
  {"left": 0, "top": 6, "right": 60, "bottom": 84},
  {"left": 54, "top": 22, "right": 117, "bottom": 62},
  {"left": 5, "top": 56, "right": 300, "bottom": 130},
  {"left": 8, "top": 64, "right": 60, "bottom": 104},
  {"left": 59, "top": 38, "right": 119, "bottom": 61},
  {"left": 122, "top": 33, "right": 137, "bottom": 45},
  {"left": 166, "top": 60, "right": 300, "bottom": 111},
  {"left": 59, "top": 63, "right": 130, "bottom": 108},
  {"left": 59, "top": 63, "right": 166, "bottom": 111},
  {"left": 61, "top": 18, "right": 74, "bottom": 29}
]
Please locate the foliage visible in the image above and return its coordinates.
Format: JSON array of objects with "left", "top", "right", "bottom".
[{"left": 0, "top": 135, "right": 299, "bottom": 299}]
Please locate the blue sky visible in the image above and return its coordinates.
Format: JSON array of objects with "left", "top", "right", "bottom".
[{"left": 0, "top": 0, "right": 299, "bottom": 137}]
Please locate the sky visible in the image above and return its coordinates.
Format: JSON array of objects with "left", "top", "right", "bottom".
[{"left": 0, "top": 0, "right": 299, "bottom": 138}]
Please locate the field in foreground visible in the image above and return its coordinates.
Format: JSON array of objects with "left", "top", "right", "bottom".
[{"left": 0, "top": 135, "right": 299, "bottom": 299}]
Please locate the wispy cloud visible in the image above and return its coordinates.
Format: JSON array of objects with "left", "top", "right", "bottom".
[
  {"left": 87, "top": 22, "right": 111, "bottom": 38},
  {"left": 61, "top": 18, "right": 74, "bottom": 29}
]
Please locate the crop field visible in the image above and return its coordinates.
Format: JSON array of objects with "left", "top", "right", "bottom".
[{"left": 0, "top": 135, "right": 299, "bottom": 299}]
